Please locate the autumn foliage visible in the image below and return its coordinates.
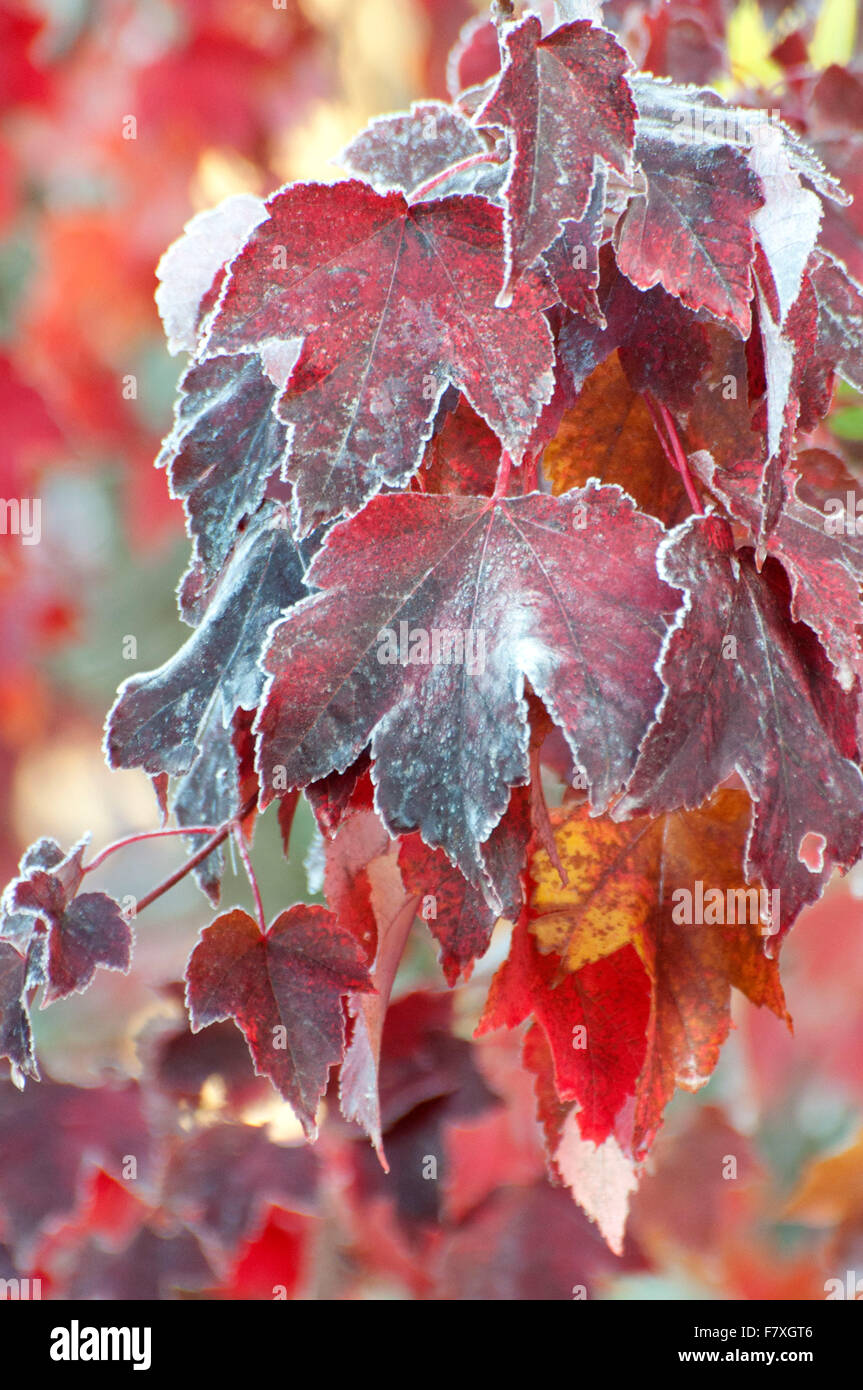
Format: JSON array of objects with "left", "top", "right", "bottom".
[{"left": 2, "top": 0, "right": 863, "bottom": 1300}]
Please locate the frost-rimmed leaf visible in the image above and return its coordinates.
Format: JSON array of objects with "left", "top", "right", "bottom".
[
  {"left": 254, "top": 487, "right": 678, "bottom": 902},
  {"left": 156, "top": 193, "right": 267, "bottom": 355},
  {"left": 185, "top": 904, "right": 373, "bottom": 1138},
  {"left": 616, "top": 514, "right": 863, "bottom": 930},
  {"left": 476, "top": 14, "right": 635, "bottom": 299},
  {"left": 158, "top": 353, "right": 296, "bottom": 589},
  {"left": 1, "top": 836, "right": 131, "bottom": 1006},
  {"left": 105, "top": 510, "right": 307, "bottom": 776},
  {"left": 340, "top": 101, "right": 504, "bottom": 201},
  {"left": 203, "top": 180, "right": 556, "bottom": 534},
  {"left": 615, "top": 76, "right": 765, "bottom": 335}
]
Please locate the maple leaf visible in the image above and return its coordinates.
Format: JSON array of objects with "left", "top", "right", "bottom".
[
  {"left": 530, "top": 790, "right": 789, "bottom": 1154},
  {"left": 811, "top": 249, "right": 863, "bottom": 393},
  {"left": 254, "top": 487, "right": 678, "bottom": 899},
  {"left": 615, "top": 76, "right": 765, "bottom": 335},
  {"left": 158, "top": 353, "right": 294, "bottom": 589},
  {"left": 692, "top": 450, "right": 863, "bottom": 690},
  {"left": 203, "top": 180, "right": 556, "bottom": 533},
  {"left": 105, "top": 511, "right": 307, "bottom": 777},
  {"left": 543, "top": 351, "right": 691, "bottom": 527},
  {"left": 340, "top": 101, "right": 503, "bottom": 200},
  {"left": 1, "top": 836, "right": 131, "bottom": 1006},
  {"left": 478, "top": 910, "right": 649, "bottom": 1144},
  {"left": 185, "top": 904, "right": 373, "bottom": 1137},
  {"left": 398, "top": 783, "right": 529, "bottom": 985},
  {"left": 476, "top": 14, "right": 635, "bottom": 298},
  {"left": 617, "top": 516, "right": 863, "bottom": 930}
]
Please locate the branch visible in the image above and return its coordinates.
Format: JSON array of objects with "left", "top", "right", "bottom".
[{"left": 132, "top": 794, "right": 258, "bottom": 916}]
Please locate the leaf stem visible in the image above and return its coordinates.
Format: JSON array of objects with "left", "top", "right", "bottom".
[
  {"left": 522, "top": 447, "right": 540, "bottom": 494},
  {"left": 644, "top": 392, "right": 704, "bottom": 515},
  {"left": 409, "top": 151, "right": 502, "bottom": 203},
  {"left": 83, "top": 824, "right": 220, "bottom": 874},
  {"left": 493, "top": 450, "right": 513, "bottom": 499},
  {"left": 132, "top": 794, "right": 258, "bottom": 916},
  {"left": 234, "top": 823, "right": 266, "bottom": 933}
]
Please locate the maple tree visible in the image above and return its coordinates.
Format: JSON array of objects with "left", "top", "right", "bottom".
[{"left": 3, "top": 0, "right": 863, "bottom": 1284}]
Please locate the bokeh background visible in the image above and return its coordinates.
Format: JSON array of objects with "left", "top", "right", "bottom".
[{"left": 1, "top": 0, "right": 863, "bottom": 1299}]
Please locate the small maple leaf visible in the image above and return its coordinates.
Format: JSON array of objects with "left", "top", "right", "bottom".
[
  {"left": 340, "top": 101, "right": 502, "bottom": 200},
  {"left": 203, "top": 180, "right": 556, "bottom": 533},
  {"left": 1, "top": 836, "right": 131, "bottom": 1008},
  {"left": 185, "top": 904, "right": 373, "bottom": 1136},
  {"left": 616, "top": 77, "right": 765, "bottom": 335},
  {"left": 477, "top": 15, "right": 635, "bottom": 299}
]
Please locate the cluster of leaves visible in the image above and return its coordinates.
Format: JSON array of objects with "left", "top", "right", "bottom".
[
  {"left": 3, "top": 879, "right": 863, "bottom": 1299},
  {"left": 0, "top": 0, "right": 354, "bottom": 892},
  {"left": 4, "top": 0, "right": 863, "bottom": 1256}
]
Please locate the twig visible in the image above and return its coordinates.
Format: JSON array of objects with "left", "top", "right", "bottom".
[
  {"left": 132, "top": 794, "right": 258, "bottom": 916},
  {"left": 234, "top": 823, "right": 266, "bottom": 933},
  {"left": 83, "top": 824, "right": 219, "bottom": 874},
  {"left": 644, "top": 392, "right": 704, "bottom": 515}
]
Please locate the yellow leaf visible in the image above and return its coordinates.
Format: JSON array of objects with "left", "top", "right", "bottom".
[
  {"left": 726, "top": 0, "right": 783, "bottom": 89},
  {"left": 810, "top": 0, "right": 857, "bottom": 70},
  {"left": 541, "top": 352, "right": 689, "bottom": 528}
]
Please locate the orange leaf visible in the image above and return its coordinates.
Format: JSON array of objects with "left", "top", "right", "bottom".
[
  {"left": 528, "top": 789, "right": 790, "bottom": 1154},
  {"left": 542, "top": 351, "right": 688, "bottom": 526}
]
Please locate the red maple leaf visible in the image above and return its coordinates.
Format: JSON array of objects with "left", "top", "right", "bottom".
[{"left": 185, "top": 904, "right": 373, "bottom": 1136}]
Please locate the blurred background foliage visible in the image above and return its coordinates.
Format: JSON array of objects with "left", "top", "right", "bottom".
[{"left": 1, "top": 0, "right": 863, "bottom": 1300}]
